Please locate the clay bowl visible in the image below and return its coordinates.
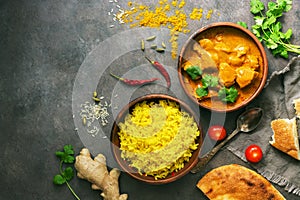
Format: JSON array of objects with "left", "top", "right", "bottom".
[
  {"left": 111, "top": 94, "right": 203, "bottom": 184},
  {"left": 178, "top": 22, "right": 268, "bottom": 112}
]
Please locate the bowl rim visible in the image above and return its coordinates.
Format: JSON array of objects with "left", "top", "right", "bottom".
[
  {"left": 110, "top": 93, "right": 203, "bottom": 184},
  {"left": 178, "top": 22, "right": 268, "bottom": 112}
]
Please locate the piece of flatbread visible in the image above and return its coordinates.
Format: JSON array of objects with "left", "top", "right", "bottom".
[
  {"left": 270, "top": 118, "right": 300, "bottom": 160},
  {"left": 197, "top": 164, "right": 285, "bottom": 200}
]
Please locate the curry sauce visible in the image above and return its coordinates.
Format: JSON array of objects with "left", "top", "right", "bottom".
[{"left": 181, "top": 26, "right": 264, "bottom": 111}]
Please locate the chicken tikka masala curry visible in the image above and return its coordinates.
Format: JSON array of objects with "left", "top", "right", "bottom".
[{"left": 181, "top": 26, "right": 264, "bottom": 110}]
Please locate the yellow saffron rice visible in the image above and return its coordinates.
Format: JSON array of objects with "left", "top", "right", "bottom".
[{"left": 117, "top": 100, "right": 200, "bottom": 179}]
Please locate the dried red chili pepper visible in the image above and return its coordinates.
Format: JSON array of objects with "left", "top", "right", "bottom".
[
  {"left": 110, "top": 72, "right": 159, "bottom": 86},
  {"left": 145, "top": 56, "right": 171, "bottom": 88}
]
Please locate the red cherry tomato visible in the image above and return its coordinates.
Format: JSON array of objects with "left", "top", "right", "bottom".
[
  {"left": 245, "top": 144, "right": 263, "bottom": 163},
  {"left": 208, "top": 125, "right": 227, "bottom": 141}
]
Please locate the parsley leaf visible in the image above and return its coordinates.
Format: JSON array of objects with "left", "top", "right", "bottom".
[
  {"left": 202, "top": 74, "right": 219, "bottom": 88},
  {"left": 218, "top": 86, "right": 239, "bottom": 103},
  {"left": 55, "top": 145, "right": 75, "bottom": 164},
  {"left": 64, "top": 145, "right": 75, "bottom": 155},
  {"left": 250, "top": 0, "right": 265, "bottom": 14},
  {"left": 53, "top": 145, "right": 80, "bottom": 200},
  {"left": 185, "top": 66, "right": 202, "bottom": 80},
  {"left": 283, "top": 28, "right": 293, "bottom": 40},
  {"left": 62, "top": 167, "right": 74, "bottom": 181},
  {"left": 194, "top": 74, "right": 219, "bottom": 98},
  {"left": 53, "top": 174, "right": 66, "bottom": 185},
  {"left": 196, "top": 87, "right": 208, "bottom": 97},
  {"left": 249, "top": 0, "right": 299, "bottom": 58},
  {"left": 237, "top": 21, "right": 248, "bottom": 29}
]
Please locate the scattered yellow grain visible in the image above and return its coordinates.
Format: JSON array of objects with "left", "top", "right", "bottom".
[
  {"left": 164, "top": 4, "right": 171, "bottom": 11},
  {"left": 206, "top": 9, "right": 213, "bottom": 19},
  {"left": 190, "top": 8, "right": 203, "bottom": 20},
  {"left": 178, "top": 0, "right": 185, "bottom": 8},
  {"left": 171, "top": 0, "right": 177, "bottom": 7},
  {"left": 117, "top": 1, "right": 216, "bottom": 58}
]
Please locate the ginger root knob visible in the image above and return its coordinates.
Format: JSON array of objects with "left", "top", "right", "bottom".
[{"left": 74, "top": 148, "right": 128, "bottom": 200}]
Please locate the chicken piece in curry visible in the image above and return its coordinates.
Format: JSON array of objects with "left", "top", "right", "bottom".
[{"left": 218, "top": 63, "right": 236, "bottom": 87}]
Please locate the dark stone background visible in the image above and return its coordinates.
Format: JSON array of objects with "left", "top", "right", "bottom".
[{"left": 1, "top": 0, "right": 299, "bottom": 199}]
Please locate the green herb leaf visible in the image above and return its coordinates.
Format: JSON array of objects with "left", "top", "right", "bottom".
[
  {"left": 265, "top": 38, "right": 278, "bottom": 49},
  {"left": 273, "top": 21, "right": 282, "bottom": 33},
  {"left": 249, "top": 0, "right": 299, "bottom": 58},
  {"left": 55, "top": 145, "right": 75, "bottom": 164},
  {"left": 196, "top": 87, "right": 208, "bottom": 97},
  {"left": 280, "top": 50, "right": 289, "bottom": 58},
  {"left": 53, "top": 174, "right": 66, "bottom": 185},
  {"left": 269, "top": 32, "right": 280, "bottom": 43},
  {"left": 284, "top": 4, "right": 292, "bottom": 12},
  {"left": 62, "top": 167, "right": 74, "bottom": 181},
  {"left": 218, "top": 86, "right": 238, "bottom": 103},
  {"left": 53, "top": 145, "right": 80, "bottom": 200},
  {"left": 185, "top": 66, "right": 202, "bottom": 80},
  {"left": 55, "top": 151, "right": 65, "bottom": 158},
  {"left": 64, "top": 145, "right": 74, "bottom": 155},
  {"left": 267, "top": 2, "right": 284, "bottom": 18},
  {"left": 237, "top": 21, "right": 248, "bottom": 29},
  {"left": 283, "top": 28, "right": 293, "bottom": 40},
  {"left": 271, "top": 45, "right": 283, "bottom": 57},
  {"left": 56, "top": 151, "right": 75, "bottom": 164},
  {"left": 253, "top": 16, "right": 265, "bottom": 26},
  {"left": 262, "top": 16, "right": 276, "bottom": 29},
  {"left": 250, "top": 0, "right": 265, "bottom": 14},
  {"left": 252, "top": 25, "right": 262, "bottom": 39},
  {"left": 202, "top": 74, "right": 219, "bottom": 88},
  {"left": 267, "top": 1, "right": 277, "bottom": 11},
  {"left": 65, "top": 155, "right": 75, "bottom": 164},
  {"left": 278, "top": 0, "right": 293, "bottom": 12}
]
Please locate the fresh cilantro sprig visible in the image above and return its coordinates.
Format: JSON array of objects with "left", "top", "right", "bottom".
[
  {"left": 185, "top": 66, "right": 202, "bottom": 80},
  {"left": 196, "top": 86, "right": 208, "bottom": 97},
  {"left": 202, "top": 74, "right": 219, "bottom": 88},
  {"left": 196, "top": 74, "right": 218, "bottom": 97},
  {"left": 53, "top": 145, "right": 80, "bottom": 200},
  {"left": 249, "top": 0, "right": 299, "bottom": 58},
  {"left": 218, "top": 86, "right": 239, "bottom": 103}
]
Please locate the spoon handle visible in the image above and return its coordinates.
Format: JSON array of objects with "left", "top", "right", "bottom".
[{"left": 190, "top": 128, "right": 240, "bottom": 173}]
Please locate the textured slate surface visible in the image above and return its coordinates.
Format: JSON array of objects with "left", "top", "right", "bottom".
[{"left": 1, "top": 0, "right": 299, "bottom": 199}]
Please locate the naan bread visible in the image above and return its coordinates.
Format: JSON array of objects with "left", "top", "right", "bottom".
[
  {"left": 270, "top": 118, "right": 300, "bottom": 160},
  {"left": 197, "top": 164, "right": 285, "bottom": 200},
  {"left": 269, "top": 98, "right": 300, "bottom": 160}
]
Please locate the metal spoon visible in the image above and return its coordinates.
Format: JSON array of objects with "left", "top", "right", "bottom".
[{"left": 191, "top": 107, "right": 263, "bottom": 173}]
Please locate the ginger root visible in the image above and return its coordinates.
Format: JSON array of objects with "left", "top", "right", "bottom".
[{"left": 74, "top": 148, "right": 128, "bottom": 200}]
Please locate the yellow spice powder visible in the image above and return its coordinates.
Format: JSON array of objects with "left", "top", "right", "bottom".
[
  {"left": 206, "top": 9, "right": 213, "bottom": 19},
  {"left": 120, "top": 1, "right": 214, "bottom": 58},
  {"left": 189, "top": 8, "right": 203, "bottom": 20}
]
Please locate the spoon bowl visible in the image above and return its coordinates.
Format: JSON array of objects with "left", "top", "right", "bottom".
[
  {"left": 191, "top": 107, "right": 263, "bottom": 173},
  {"left": 238, "top": 108, "right": 263, "bottom": 132}
]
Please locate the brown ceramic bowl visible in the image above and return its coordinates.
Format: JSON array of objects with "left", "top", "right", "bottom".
[
  {"left": 178, "top": 22, "right": 268, "bottom": 112},
  {"left": 111, "top": 94, "right": 203, "bottom": 184}
]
